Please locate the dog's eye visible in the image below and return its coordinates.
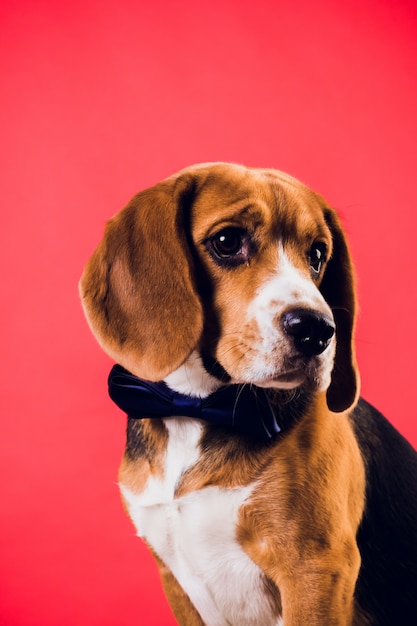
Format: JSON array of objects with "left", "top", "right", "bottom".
[
  {"left": 207, "top": 227, "right": 253, "bottom": 267},
  {"left": 212, "top": 228, "right": 243, "bottom": 256},
  {"left": 308, "top": 242, "right": 327, "bottom": 276}
]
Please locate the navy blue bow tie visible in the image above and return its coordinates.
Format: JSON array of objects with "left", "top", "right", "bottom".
[{"left": 108, "top": 364, "right": 281, "bottom": 440}]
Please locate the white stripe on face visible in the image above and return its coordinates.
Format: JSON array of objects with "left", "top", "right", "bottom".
[
  {"left": 248, "top": 245, "right": 332, "bottom": 349},
  {"left": 233, "top": 246, "right": 336, "bottom": 389}
]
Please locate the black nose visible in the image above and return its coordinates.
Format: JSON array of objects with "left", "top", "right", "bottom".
[{"left": 282, "top": 308, "right": 335, "bottom": 357}]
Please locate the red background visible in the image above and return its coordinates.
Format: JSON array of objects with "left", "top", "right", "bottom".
[{"left": 1, "top": 1, "right": 416, "bottom": 624}]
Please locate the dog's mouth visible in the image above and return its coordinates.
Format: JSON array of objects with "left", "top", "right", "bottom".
[
  {"left": 202, "top": 347, "right": 330, "bottom": 393},
  {"left": 254, "top": 369, "right": 306, "bottom": 390},
  {"left": 201, "top": 352, "right": 305, "bottom": 390}
]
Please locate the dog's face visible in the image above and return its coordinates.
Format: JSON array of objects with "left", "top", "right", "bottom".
[
  {"left": 80, "top": 163, "right": 358, "bottom": 413},
  {"left": 189, "top": 166, "right": 337, "bottom": 394}
]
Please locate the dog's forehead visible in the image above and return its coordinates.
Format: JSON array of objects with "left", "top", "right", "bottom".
[{"left": 188, "top": 164, "right": 327, "bottom": 237}]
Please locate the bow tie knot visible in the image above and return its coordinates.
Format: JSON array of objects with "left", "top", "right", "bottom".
[{"left": 108, "top": 364, "right": 281, "bottom": 440}]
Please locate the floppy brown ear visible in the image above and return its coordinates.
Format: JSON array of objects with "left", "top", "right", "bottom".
[
  {"left": 79, "top": 174, "right": 203, "bottom": 381},
  {"left": 320, "top": 208, "right": 360, "bottom": 413}
]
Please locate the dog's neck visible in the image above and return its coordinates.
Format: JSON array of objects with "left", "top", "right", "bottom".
[
  {"left": 109, "top": 365, "right": 281, "bottom": 440},
  {"left": 109, "top": 352, "right": 313, "bottom": 442},
  {"left": 164, "top": 352, "right": 224, "bottom": 398}
]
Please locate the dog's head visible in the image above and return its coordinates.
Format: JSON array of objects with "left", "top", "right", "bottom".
[{"left": 80, "top": 163, "right": 358, "bottom": 413}]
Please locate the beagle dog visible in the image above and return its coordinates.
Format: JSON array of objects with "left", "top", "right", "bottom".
[{"left": 80, "top": 163, "right": 417, "bottom": 626}]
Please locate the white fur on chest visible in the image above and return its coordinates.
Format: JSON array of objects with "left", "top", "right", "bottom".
[{"left": 120, "top": 420, "right": 282, "bottom": 626}]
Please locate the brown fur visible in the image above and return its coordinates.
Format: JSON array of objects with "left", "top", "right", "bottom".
[{"left": 80, "top": 163, "right": 388, "bottom": 625}]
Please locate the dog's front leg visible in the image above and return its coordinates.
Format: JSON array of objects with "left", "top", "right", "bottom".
[
  {"left": 275, "top": 552, "right": 361, "bottom": 625},
  {"left": 238, "top": 408, "right": 365, "bottom": 625},
  {"left": 240, "top": 522, "right": 361, "bottom": 625}
]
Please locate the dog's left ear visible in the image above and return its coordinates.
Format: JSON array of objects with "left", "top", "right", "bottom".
[{"left": 320, "top": 208, "right": 360, "bottom": 413}]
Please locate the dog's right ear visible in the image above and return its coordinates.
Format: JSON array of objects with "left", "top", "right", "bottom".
[{"left": 79, "top": 174, "right": 203, "bottom": 381}]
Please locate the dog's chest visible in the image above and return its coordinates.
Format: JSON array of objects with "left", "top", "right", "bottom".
[{"left": 119, "top": 420, "right": 282, "bottom": 626}]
